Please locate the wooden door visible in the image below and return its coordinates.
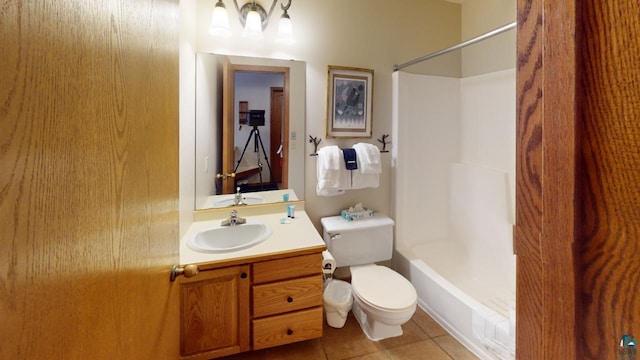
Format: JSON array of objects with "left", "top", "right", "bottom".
[
  {"left": 515, "top": 1, "right": 578, "bottom": 357},
  {"left": 0, "top": 1, "right": 180, "bottom": 359},
  {"left": 516, "top": 0, "right": 640, "bottom": 358},
  {"left": 270, "top": 87, "right": 285, "bottom": 184}
]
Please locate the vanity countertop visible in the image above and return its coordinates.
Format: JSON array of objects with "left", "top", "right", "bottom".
[{"left": 180, "top": 209, "right": 326, "bottom": 266}]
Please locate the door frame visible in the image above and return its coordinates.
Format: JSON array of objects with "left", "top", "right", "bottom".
[{"left": 222, "top": 60, "right": 290, "bottom": 194}]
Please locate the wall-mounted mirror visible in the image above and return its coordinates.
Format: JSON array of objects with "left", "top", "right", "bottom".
[{"left": 194, "top": 54, "right": 306, "bottom": 210}]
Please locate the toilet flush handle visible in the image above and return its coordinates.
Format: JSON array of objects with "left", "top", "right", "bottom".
[{"left": 329, "top": 233, "right": 342, "bottom": 242}]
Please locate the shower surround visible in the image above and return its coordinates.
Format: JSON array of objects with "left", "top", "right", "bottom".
[{"left": 392, "top": 69, "right": 516, "bottom": 360}]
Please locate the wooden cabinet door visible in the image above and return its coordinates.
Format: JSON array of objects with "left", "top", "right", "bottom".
[{"left": 180, "top": 265, "right": 250, "bottom": 359}]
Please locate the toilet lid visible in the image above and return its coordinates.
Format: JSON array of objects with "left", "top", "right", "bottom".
[{"left": 351, "top": 265, "right": 417, "bottom": 311}]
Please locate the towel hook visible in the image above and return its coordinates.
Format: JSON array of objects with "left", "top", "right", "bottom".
[
  {"left": 377, "top": 134, "right": 390, "bottom": 153},
  {"left": 309, "top": 135, "right": 321, "bottom": 156}
]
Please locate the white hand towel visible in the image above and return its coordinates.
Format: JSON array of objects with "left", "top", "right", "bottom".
[
  {"left": 351, "top": 170, "right": 379, "bottom": 189},
  {"left": 350, "top": 143, "right": 380, "bottom": 189},
  {"left": 316, "top": 146, "right": 350, "bottom": 195},
  {"left": 321, "top": 145, "right": 341, "bottom": 170},
  {"left": 316, "top": 185, "right": 346, "bottom": 197},
  {"left": 353, "top": 143, "right": 381, "bottom": 174}
]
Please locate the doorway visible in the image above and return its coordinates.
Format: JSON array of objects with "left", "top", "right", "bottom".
[{"left": 222, "top": 63, "right": 290, "bottom": 194}]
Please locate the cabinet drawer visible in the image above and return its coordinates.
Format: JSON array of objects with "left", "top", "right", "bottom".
[
  {"left": 252, "top": 275, "right": 323, "bottom": 317},
  {"left": 252, "top": 307, "right": 323, "bottom": 350},
  {"left": 253, "top": 253, "right": 321, "bottom": 284}
]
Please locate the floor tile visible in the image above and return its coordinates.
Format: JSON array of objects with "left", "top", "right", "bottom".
[
  {"left": 348, "top": 352, "right": 390, "bottom": 360},
  {"left": 266, "top": 339, "right": 327, "bottom": 360},
  {"left": 321, "top": 313, "right": 380, "bottom": 360},
  {"left": 376, "top": 318, "right": 430, "bottom": 350},
  {"left": 433, "top": 334, "right": 480, "bottom": 360},
  {"left": 219, "top": 349, "right": 266, "bottom": 359},
  {"left": 384, "top": 339, "right": 453, "bottom": 360},
  {"left": 411, "top": 307, "right": 449, "bottom": 338}
]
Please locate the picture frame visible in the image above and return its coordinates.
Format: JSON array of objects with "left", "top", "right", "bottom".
[{"left": 326, "top": 66, "right": 374, "bottom": 138}]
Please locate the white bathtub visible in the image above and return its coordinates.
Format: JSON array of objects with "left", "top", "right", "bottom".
[
  {"left": 395, "top": 241, "right": 515, "bottom": 360},
  {"left": 393, "top": 163, "right": 516, "bottom": 359}
]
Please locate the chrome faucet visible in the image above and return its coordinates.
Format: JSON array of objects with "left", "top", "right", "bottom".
[
  {"left": 221, "top": 210, "right": 246, "bottom": 227},
  {"left": 232, "top": 187, "right": 247, "bottom": 206}
]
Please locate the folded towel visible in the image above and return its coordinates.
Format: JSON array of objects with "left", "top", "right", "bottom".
[
  {"left": 352, "top": 170, "right": 379, "bottom": 189},
  {"left": 341, "top": 148, "right": 358, "bottom": 170},
  {"left": 353, "top": 143, "right": 381, "bottom": 174},
  {"left": 317, "top": 146, "right": 350, "bottom": 195},
  {"left": 316, "top": 185, "right": 346, "bottom": 197},
  {"left": 320, "top": 145, "right": 341, "bottom": 170}
]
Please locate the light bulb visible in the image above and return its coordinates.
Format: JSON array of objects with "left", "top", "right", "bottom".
[
  {"left": 209, "top": 1, "right": 231, "bottom": 37},
  {"left": 242, "top": 9, "right": 263, "bottom": 39},
  {"left": 275, "top": 13, "right": 294, "bottom": 44}
]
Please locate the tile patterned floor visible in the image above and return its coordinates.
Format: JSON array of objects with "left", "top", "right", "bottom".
[{"left": 220, "top": 307, "right": 480, "bottom": 360}]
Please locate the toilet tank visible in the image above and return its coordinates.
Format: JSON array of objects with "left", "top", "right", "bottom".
[{"left": 320, "top": 214, "right": 395, "bottom": 267}]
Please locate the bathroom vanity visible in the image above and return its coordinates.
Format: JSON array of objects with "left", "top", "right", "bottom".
[{"left": 177, "top": 204, "right": 326, "bottom": 359}]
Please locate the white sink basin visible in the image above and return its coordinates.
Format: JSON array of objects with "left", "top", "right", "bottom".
[
  {"left": 187, "top": 223, "right": 273, "bottom": 253},
  {"left": 208, "top": 194, "right": 265, "bottom": 208}
]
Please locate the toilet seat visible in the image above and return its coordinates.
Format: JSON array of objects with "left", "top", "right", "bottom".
[{"left": 350, "top": 264, "right": 417, "bottom": 311}]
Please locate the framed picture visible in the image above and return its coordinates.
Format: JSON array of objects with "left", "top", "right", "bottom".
[{"left": 326, "top": 66, "right": 374, "bottom": 138}]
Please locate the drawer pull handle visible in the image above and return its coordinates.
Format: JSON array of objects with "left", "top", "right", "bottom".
[
  {"left": 287, "top": 296, "right": 293, "bottom": 303},
  {"left": 241, "top": 272, "right": 248, "bottom": 279},
  {"left": 287, "top": 329, "right": 293, "bottom": 336}
]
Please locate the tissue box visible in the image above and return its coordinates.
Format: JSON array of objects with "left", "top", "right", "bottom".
[{"left": 340, "top": 208, "right": 374, "bottom": 221}]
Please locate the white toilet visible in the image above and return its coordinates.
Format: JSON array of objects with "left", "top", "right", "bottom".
[{"left": 321, "top": 214, "right": 417, "bottom": 341}]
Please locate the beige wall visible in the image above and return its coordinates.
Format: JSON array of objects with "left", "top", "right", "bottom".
[
  {"left": 460, "top": 0, "right": 516, "bottom": 76},
  {"left": 179, "top": 0, "right": 516, "bottom": 235},
  {"left": 180, "top": 0, "right": 462, "bottom": 234}
]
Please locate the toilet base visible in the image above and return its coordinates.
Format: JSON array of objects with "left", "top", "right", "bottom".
[{"left": 352, "top": 300, "right": 404, "bottom": 341}]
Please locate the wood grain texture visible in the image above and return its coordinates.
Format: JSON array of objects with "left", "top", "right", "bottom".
[
  {"left": 516, "top": 0, "right": 579, "bottom": 357},
  {"left": 577, "top": 0, "right": 640, "bottom": 358},
  {"left": 252, "top": 253, "right": 322, "bottom": 284},
  {"left": 515, "top": 0, "right": 545, "bottom": 357},
  {"left": 540, "top": 0, "right": 578, "bottom": 357},
  {"left": 0, "top": 0, "right": 179, "bottom": 359},
  {"left": 252, "top": 307, "right": 323, "bottom": 350},
  {"left": 518, "top": 0, "right": 640, "bottom": 358},
  {"left": 252, "top": 275, "right": 323, "bottom": 317},
  {"left": 180, "top": 265, "right": 250, "bottom": 358}
]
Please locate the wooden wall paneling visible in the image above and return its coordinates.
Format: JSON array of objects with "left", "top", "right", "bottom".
[
  {"left": 577, "top": 0, "right": 640, "bottom": 358},
  {"left": 0, "top": 0, "right": 180, "bottom": 359}
]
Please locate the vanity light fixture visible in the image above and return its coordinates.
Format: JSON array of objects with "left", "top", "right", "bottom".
[{"left": 209, "top": 0, "right": 294, "bottom": 43}]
